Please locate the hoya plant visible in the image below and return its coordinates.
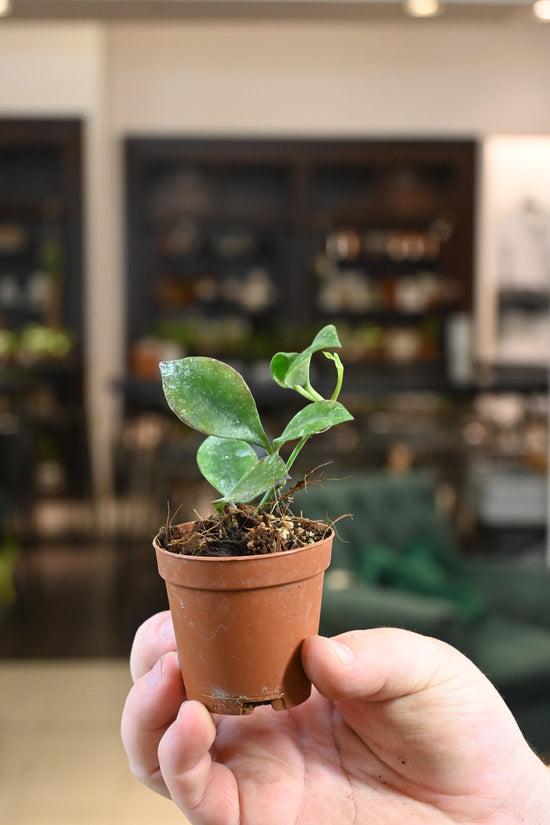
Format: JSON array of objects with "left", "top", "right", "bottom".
[{"left": 160, "top": 324, "right": 353, "bottom": 514}]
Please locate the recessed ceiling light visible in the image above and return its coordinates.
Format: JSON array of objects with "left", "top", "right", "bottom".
[
  {"left": 533, "top": 0, "right": 550, "bottom": 21},
  {"left": 0, "top": 0, "right": 11, "bottom": 17},
  {"left": 404, "top": 0, "right": 444, "bottom": 18}
]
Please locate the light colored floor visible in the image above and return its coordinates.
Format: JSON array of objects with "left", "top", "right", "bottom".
[{"left": 0, "top": 659, "right": 190, "bottom": 825}]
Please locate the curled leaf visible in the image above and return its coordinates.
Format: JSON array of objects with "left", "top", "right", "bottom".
[{"left": 270, "top": 324, "right": 341, "bottom": 394}]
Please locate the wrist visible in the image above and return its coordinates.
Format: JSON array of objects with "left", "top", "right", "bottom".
[
  {"left": 524, "top": 753, "right": 550, "bottom": 824},
  {"left": 496, "top": 749, "right": 550, "bottom": 825}
]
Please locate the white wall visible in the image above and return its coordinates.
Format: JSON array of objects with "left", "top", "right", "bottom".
[
  {"left": 0, "top": 21, "right": 122, "bottom": 498},
  {"left": 0, "top": 22, "right": 101, "bottom": 115},
  {"left": 106, "top": 19, "right": 550, "bottom": 136},
  {"left": 478, "top": 136, "right": 550, "bottom": 363},
  {"left": 1, "top": 16, "right": 550, "bottom": 496}
]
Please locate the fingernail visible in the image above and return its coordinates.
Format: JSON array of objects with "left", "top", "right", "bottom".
[
  {"left": 327, "top": 638, "right": 355, "bottom": 665},
  {"left": 175, "top": 700, "right": 189, "bottom": 725},
  {"left": 159, "top": 615, "right": 175, "bottom": 641},
  {"left": 147, "top": 655, "right": 164, "bottom": 686}
]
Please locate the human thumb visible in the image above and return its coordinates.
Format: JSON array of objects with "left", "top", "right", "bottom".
[
  {"left": 303, "top": 630, "right": 550, "bottom": 825},
  {"left": 302, "top": 628, "right": 477, "bottom": 704}
]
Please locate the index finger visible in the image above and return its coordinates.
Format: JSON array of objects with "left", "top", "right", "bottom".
[{"left": 130, "top": 610, "right": 176, "bottom": 682}]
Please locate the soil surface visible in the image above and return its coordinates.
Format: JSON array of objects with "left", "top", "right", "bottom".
[{"left": 157, "top": 502, "right": 331, "bottom": 558}]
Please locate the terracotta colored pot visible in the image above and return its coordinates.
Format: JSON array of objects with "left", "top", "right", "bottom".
[{"left": 154, "top": 522, "right": 333, "bottom": 715}]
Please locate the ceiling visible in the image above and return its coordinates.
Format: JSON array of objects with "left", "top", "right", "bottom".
[{"left": 2, "top": 0, "right": 539, "bottom": 23}]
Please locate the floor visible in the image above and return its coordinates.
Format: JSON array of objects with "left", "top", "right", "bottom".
[
  {"left": 0, "top": 659, "right": 190, "bottom": 825},
  {"left": 0, "top": 490, "right": 200, "bottom": 824}
]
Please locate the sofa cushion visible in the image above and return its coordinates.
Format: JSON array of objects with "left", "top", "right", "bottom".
[
  {"left": 355, "top": 539, "right": 486, "bottom": 622},
  {"left": 320, "top": 582, "right": 469, "bottom": 651},
  {"left": 469, "top": 616, "right": 550, "bottom": 703},
  {"left": 294, "top": 471, "right": 486, "bottom": 622},
  {"left": 294, "top": 470, "right": 459, "bottom": 556}
]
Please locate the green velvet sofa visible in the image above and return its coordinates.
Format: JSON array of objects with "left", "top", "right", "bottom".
[{"left": 293, "top": 470, "right": 550, "bottom": 756}]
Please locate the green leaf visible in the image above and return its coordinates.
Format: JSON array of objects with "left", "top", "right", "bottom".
[
  {"left": 273, "top": 400, "right": 354, "bottom": 450},
  {"left": 270, "top": 324, "right": 341, "bottom": 392},
  {"left": 270, "top": 350, "right": 301, "bottom": 388},
  {"left": 160, "top": 357, "right": 271, "bottom": 450},
  {"left": 214, "top": 454, "right": 289, "bottom": 506},
  {"left": 197, "top": 437, "right": 259, "bottom": 496}
]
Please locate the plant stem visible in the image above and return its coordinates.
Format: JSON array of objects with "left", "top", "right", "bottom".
[
  {"left": 286, "top": 434, "right": 310, "bottom": 472},
  {"left": 257, "top": 481, "right": 283, "bottom": 511},
  {"left": 293, "top": 383, "right": 324, "bottom": 403},
  {"left": 256, "top": 433, "right": 309, "bottom": 510},
  {"left": 327, "top": 352, "right": 344, "bottom": 401}
]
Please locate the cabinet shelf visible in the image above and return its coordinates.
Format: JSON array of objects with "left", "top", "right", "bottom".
[{"left": 312, "top": 208, "right": 454, "bottom": 227}]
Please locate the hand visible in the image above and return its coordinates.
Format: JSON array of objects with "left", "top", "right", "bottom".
[{"left": 121, "top": 611, "right": 550, "bottom": 825}]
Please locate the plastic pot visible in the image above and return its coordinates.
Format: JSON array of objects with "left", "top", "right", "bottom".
[{"left": 154, "top": 522, "right": 333, "bottom": 715}]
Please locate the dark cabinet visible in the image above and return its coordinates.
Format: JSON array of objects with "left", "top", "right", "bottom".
[
  {"left": 124, "top": 138, "right": 476, "bottom": 390},
  {"left": 0, "top": 119, "right": 87, "bottom": 529}
]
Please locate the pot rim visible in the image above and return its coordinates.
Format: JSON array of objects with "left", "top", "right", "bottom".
[
  {"left": 154, "top": 522, "right": 334, "bottom": 589},
  {"left": 153, "top": 521, "right": 334, "bottom": 564}
]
